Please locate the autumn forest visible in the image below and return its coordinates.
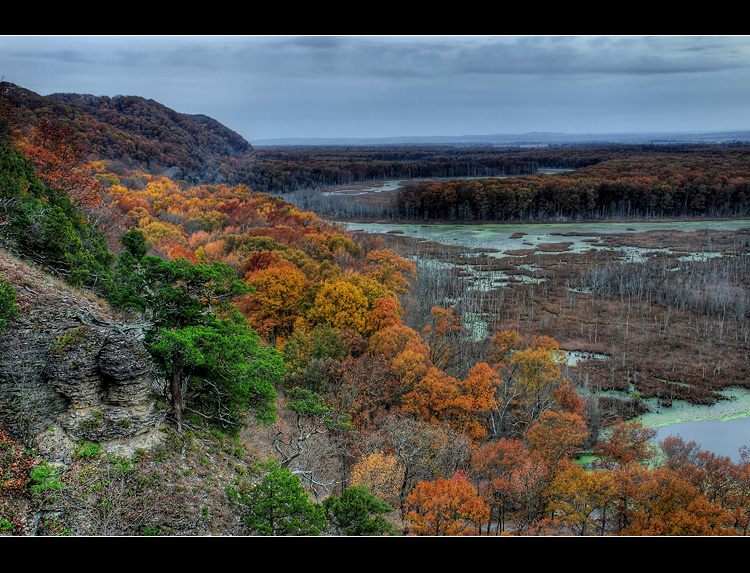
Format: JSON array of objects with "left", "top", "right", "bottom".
[{"left": 2, "top": 82, "right": 750, "bottom": 536}]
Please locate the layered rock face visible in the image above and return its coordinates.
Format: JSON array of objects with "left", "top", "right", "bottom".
[{"left": 0, "top": 250, "right": 165, "bottom": 460}]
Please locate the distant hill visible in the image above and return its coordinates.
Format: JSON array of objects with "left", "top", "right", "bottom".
[
  {"left": 253, "top": 130, "right": 750, "bottom": 147},
  {"left": 0, "top": 82, "right": 255, "bottom": 185},
  {"left": 6, "top": 80, "right": 750, "bottom": 194}
]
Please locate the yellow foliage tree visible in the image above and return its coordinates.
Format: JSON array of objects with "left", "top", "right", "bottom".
[
  {"left": 363, "top": 248, "right": 417, "bottom": 294},
  {"left": 547, "top": 464, "right": 618, "bottom": 536},
  {"left": 350, "top": 450, "right": 405, "bottom": 508},
  {"left": 489, "top": 331, "right": 570, "bottom": 434},
  {"left": 308, "top": 279, "right": 369, "bottom": 335}
]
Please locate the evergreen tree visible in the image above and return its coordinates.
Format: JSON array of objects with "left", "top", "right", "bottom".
[
  {"left": 109, "top": 245, "right": 284, "bottom": 431},
  {"left": 323, "top": 485, "right": 394, "bottom": 536},
  {"left": 149, "top": 313, "right": 283, "bottom": 430},
  {"left": 240, "top": 459, "right": 326, "bottom": 536}
]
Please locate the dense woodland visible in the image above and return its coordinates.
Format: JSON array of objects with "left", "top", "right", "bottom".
[
  {"left": 2, "top": 84, "right": 750, "bottom": 536},
  {"left": 391, "top": 145, "right": 750, "bottom": 221}
]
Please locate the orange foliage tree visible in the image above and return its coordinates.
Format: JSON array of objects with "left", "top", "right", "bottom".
[
  {"left": 22, "top": 119, "right": 103, "bottom": 209},
  {"left": 401, "top": 367, "right": 458, "bottom": 423},
  {"left": 470, "top": 437, "right": 529, "bottom": 533},
  {"left": 546, "top": 464, "right": 619, "bottom": 536},
  {"left": 459, "top": 362, "right": 503, "bottom": 443},
  {"left": 368, "top": 296, "right": 403, "bottom": 333},
  {"left": 506, "top": 450, "right": 552, "bottom": 532},
  {"left": 404, "top": 471, "right": 489, "bottom": 536},
  {"left": 422, "top": 306, "right": 463, "bottom": 370},
  {"left": 620, "top": 466, "right": 736, "bottom": 536},
  {"left": 524, "top": 410, "right": 589, "bottom": 474},
  {"left": 593, "top": 419, "right": 658, "bottom": 470},
  {"left": 362, "top": 248, "right": 417, "bottom": 294},
  {"left": 368, "top": 325, "right": 428, "bottom": 361},
  {"left": 167, "top": 244, "right": 199, "bottom": 264},
  {"left": 402, "top": 362, "right": 501, "bottom": 445},
  {"left": 241, "top": 260, "right": 306, "bottom": 346}
]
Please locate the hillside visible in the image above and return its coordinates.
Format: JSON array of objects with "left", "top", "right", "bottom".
[
  {"left": 3, "top": 83, "right": 750, "bottom": 536},
  {"left": 0, "top": 82, "right": 254, "bottom": 185}
]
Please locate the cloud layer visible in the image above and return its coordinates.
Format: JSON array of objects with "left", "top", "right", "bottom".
[{"left": 2, "top": 35, "right": 750, "bottom": 141}]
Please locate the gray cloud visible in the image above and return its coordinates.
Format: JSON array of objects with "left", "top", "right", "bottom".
[{"left": 2, "top": 35, "right": 750, "bottom": 140}]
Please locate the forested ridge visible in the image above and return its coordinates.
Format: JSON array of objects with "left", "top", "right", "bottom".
[
  {"left": 2, "top": 85, "right": 750, "bottom": 536},
  {"left": 0, "top": 82, "right": 254, "bottom": 186}
]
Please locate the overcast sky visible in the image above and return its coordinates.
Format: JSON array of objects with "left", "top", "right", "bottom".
[{"left": 2, "top": 35, "right": 750, "bottom": 143}]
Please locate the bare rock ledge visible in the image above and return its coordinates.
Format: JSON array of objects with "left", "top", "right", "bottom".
[{"left": 0, "top": 249, "right": 165, "bottom": 462}]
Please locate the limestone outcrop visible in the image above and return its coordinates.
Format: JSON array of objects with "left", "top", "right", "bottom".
[{"left": 0, "top": 249, "right": 165, "bottom": 461}]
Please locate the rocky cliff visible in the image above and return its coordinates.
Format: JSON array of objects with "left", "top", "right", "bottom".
[{"left": 0, "top": 249, "right": 165, "bottom": 462}]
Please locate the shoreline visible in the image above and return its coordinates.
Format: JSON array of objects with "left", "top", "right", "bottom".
[
  {"left": 639, "top": 388, "right": 750, "bottom": 429},
  {"left": 331, "top": 214, "right": 750, "bottom": 227}
]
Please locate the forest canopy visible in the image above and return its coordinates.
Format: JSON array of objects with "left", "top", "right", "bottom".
[{"left": 3, "top": 84, "right": 750, "bottom": 537}]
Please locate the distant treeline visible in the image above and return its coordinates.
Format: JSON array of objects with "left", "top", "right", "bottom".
[
  {"left": 240, "top": 146, "right": 566, "bottom": 193},
  {"left": 392, "top": 144, "right": 750, "bottom": 221}
]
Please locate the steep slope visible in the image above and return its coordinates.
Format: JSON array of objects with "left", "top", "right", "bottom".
[{"left": 0, "top": 81, "right": 254, "bottom": 185}]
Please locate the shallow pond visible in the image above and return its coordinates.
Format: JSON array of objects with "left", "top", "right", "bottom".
[
  {"left": 651, "top": 418, "right": 750, "bottom": 463},
  {"left": 638, "top": 388, "right": 750, "bottom": 463},
  {"left": 347, "top": 219, "right": 750, "bottom": 255}
]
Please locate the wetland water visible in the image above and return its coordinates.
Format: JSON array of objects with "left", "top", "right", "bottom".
[
  {"left": 347, "top": 218, "right": 750, "bottom": 461},
  {"left": 347, "top": 219, "right": 750, "bottom": 256},
  {"left": 640, "top": 389, "right": 750, "bottom": 462}
]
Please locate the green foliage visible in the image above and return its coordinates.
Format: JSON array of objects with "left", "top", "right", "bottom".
[
  {"left": 71, "top": 440, "right": 101, "bottom": 460},
  {"left": 0, "top": 142, "right": 115, "bottom": 290},
  {"left": 121, "top": 227, "right": 148, "bottom": 260},
  {"left": 322, "top": 485, "right": 394, "bottom": 536},
  {"left": 282, "top": 324, "right": 351, "bottom": 373},
  {"left": 51, "top": 327, "right": 87, "bottom": 353},
  {"left": 109, "top": 246, "right": 283, "bottom": 431},
  {"left": 149, "top": 258, "right": 250, "bottom": 330},
  {"left": 110, "top": 255, "right": 251, "bottom": 331},
  {"left": 239, "top": 459, "right": 326, "bottom": 536},
  {"left": 0, "top": 278, "right": 17, "bottom": 333},
  {"left": 281, "top": 329, "right": 309, "bottom": 372},
  {"left": 286, "top": 386, "right": 354, "bottom": 431},
  {"left": 140, "top": 525, "right": 161, "bottom": 536},
  {"left": 0, "top": 140, "right": 44, "bottom": 201},
  {"left": 29, "top": 462, "right": 63, "bottom": 495},
  {"left": 222, "top": 234, "right": 283, "bottom": 256},
  {"left": 106, "top": 251, "right": 149, "bottom": 312},
  {"left": 309, "top": 324, "right": 350, "bottom": 362},
  {"left": 149, "top": 316, "right": 284, "bottom": 430}
]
